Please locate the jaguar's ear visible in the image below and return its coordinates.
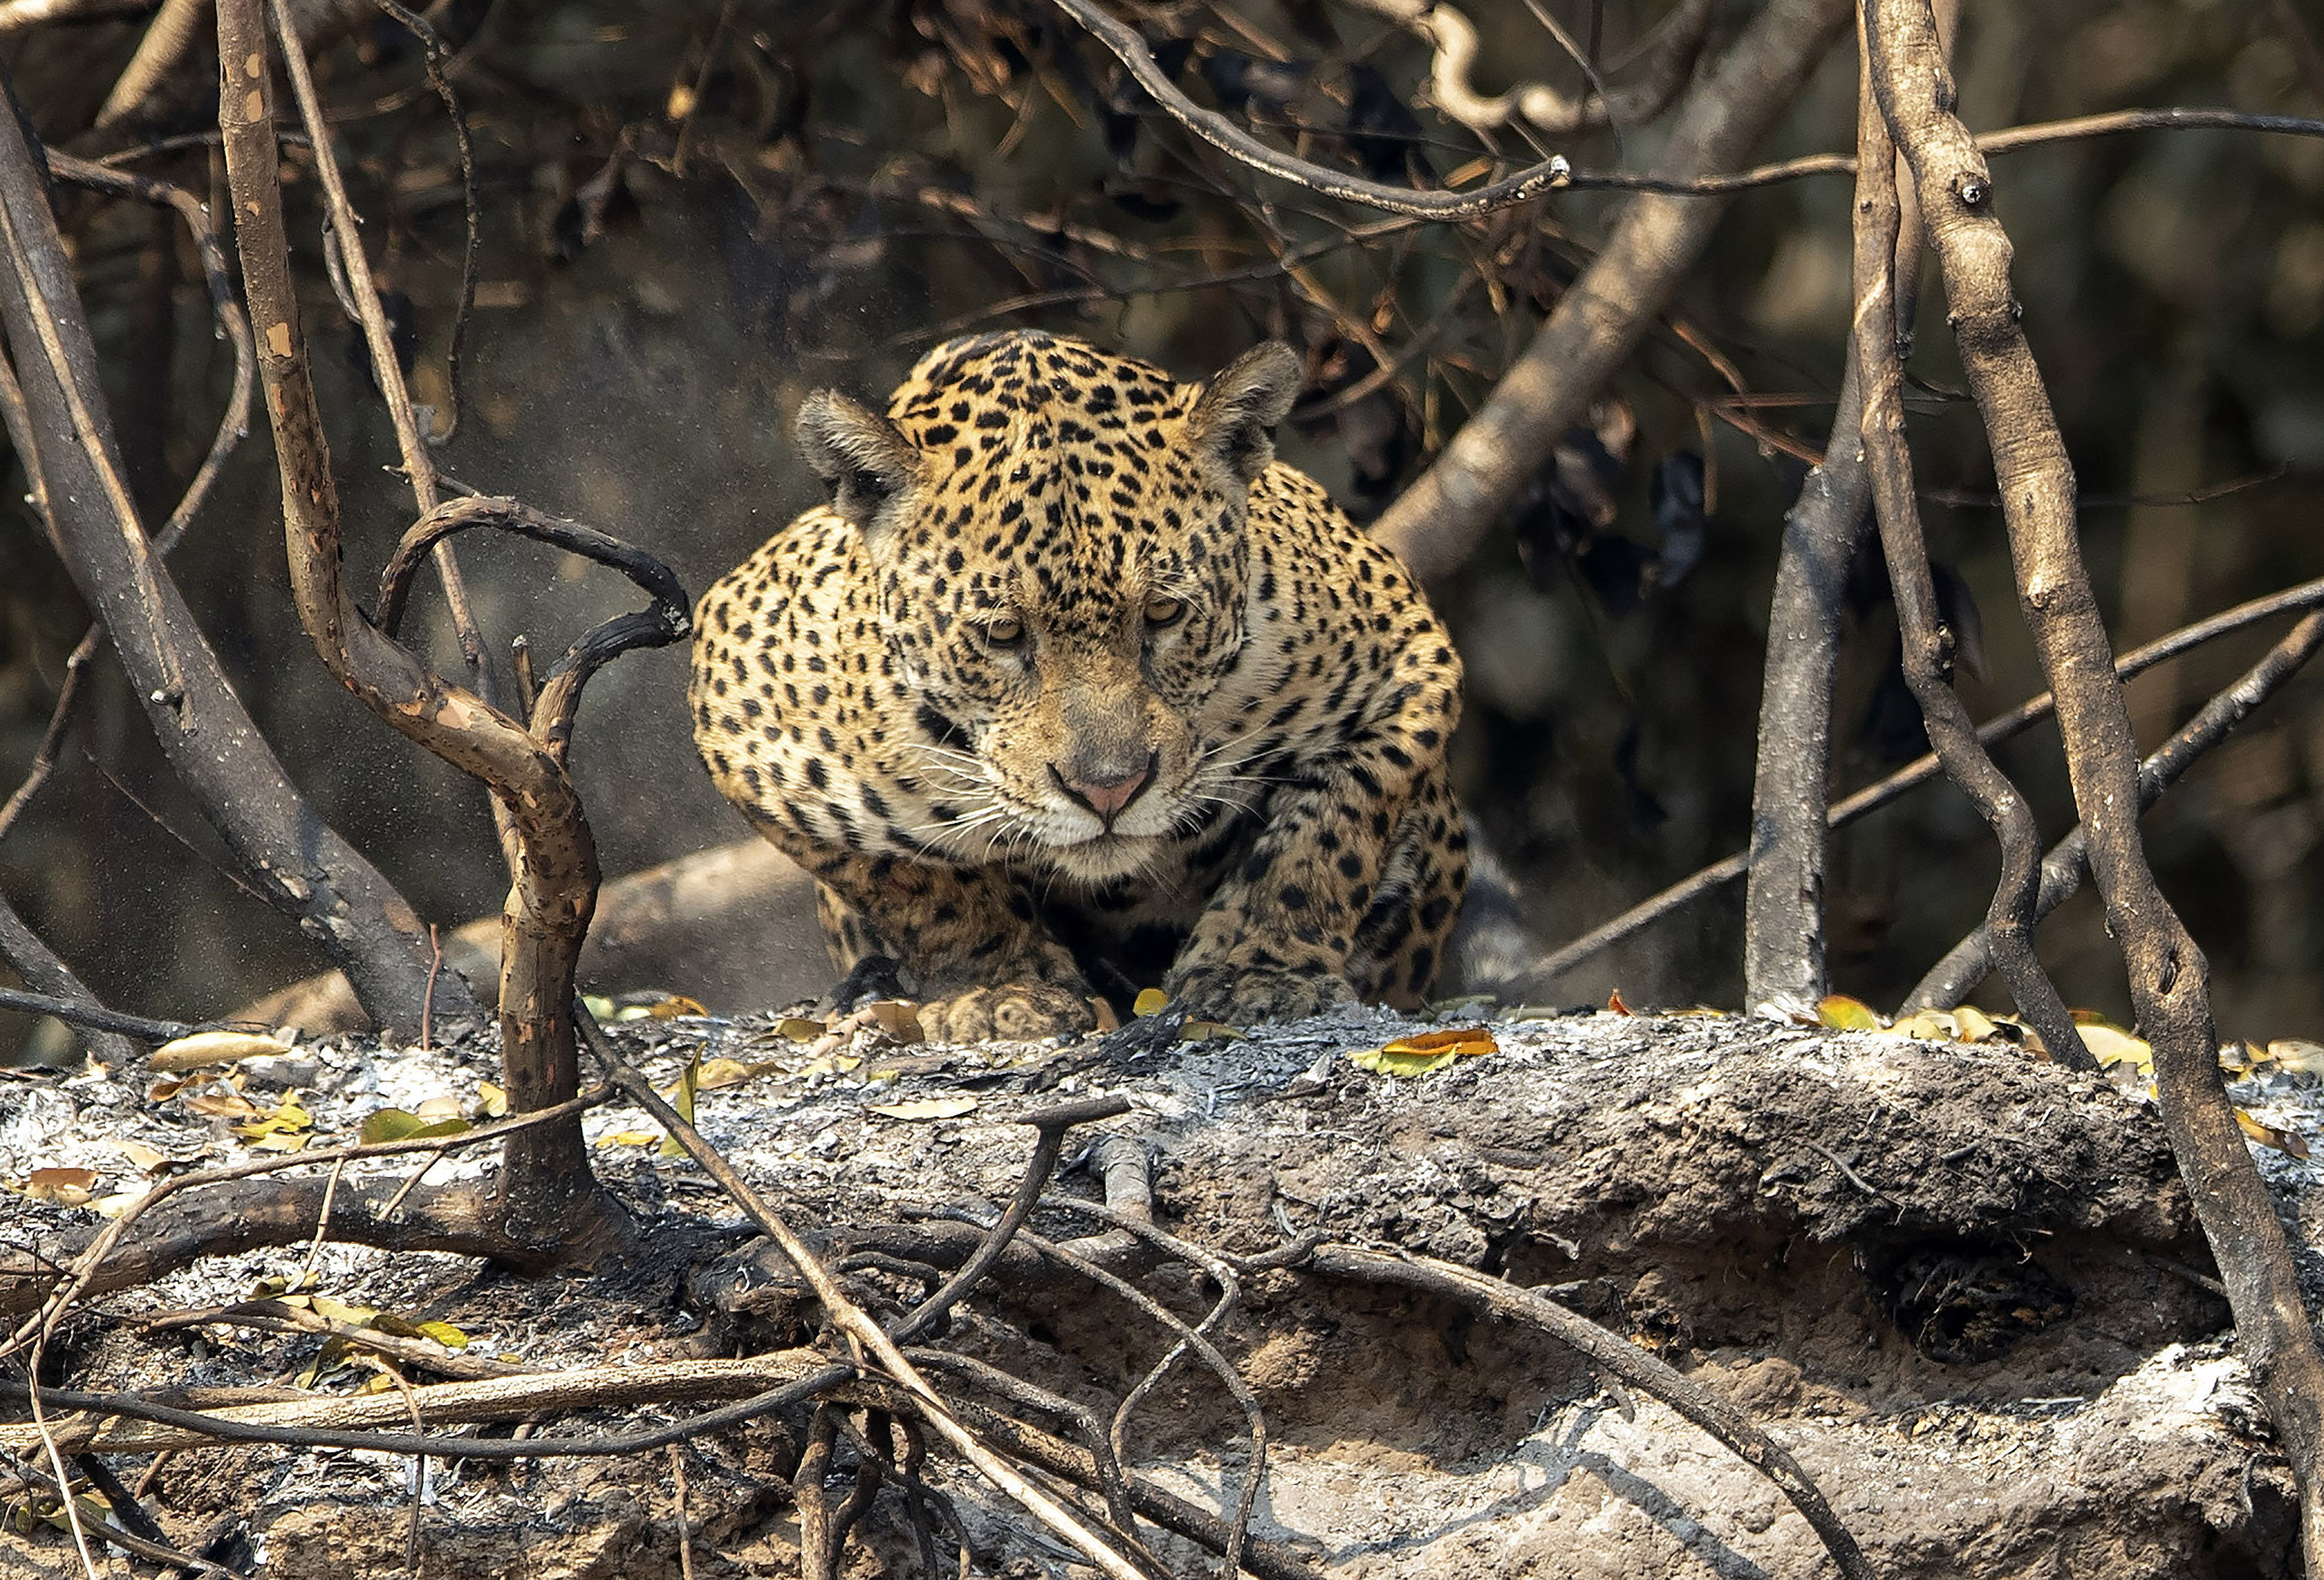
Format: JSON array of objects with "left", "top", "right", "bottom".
[
  {"left": 1188, "top": 341, "right": 1303, "bottom": 487},
  {"left": 796, "top": 391, "right": 921, "bottom": 542}
]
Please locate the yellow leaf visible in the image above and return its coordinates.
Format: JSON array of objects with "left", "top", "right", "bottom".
[
  {"left": 477, "top": 1081, "right": 509, "bottom": 1118},
  {"left": 661, "top": 1054, "right": 702, "bottom": 1157},
  {"left": 414, "top": 1095, "right": 464, "bottom": 1121},
  {"left": 150, "top": 1029, "right": 290, "bottom": 1072},
  {"left": 646, "top": 995, "right": 708, "bottom": 1020},
  {"left": 694, "top": 1057, "right": 756, "bottom": 1090},
  {"left": 1348, "top": 1045, "right": 1461, "bottom": 1077},
  {"left": 583, "top": 994, "right": 619, "bottom": 1020},
  {"left": 779, "top": 1016, "right": 828, "bottom": 1041},
  {"left": 246, "top": 1131, "right": 311, "bottom": 1153},
  {"left": 1132, "top": 988, "right": 1170, "bottom": 1017},
  {"left": 1180, "top": 1020, "right": 1247, "bottom": 1042},
  {"left": 667, "top": 81, "right": 698, "bottom": 119},
  {"left": 416, "top": 1321, "right": 470, "bottom": 1349},
  {"left": 1950, "top": 1006, "right": 2000, "bottom": 1042},
  {"left": 2269, "top": 1039, "right": 2324, "bottom": 1076},
  {"left": 2075, "top": 1023, "right": 2152, "bottom": 1072},
  {"left": 865, "top": 1095, "right": 980, "bottom": 1120},
  {"left": 2236, "top": 1108, "right": 2311, "bottom": 1158},
  {"left": 1607, "top": 989, "right": 1634, "bottom": 1016},
  {"left": 309, "top": 1296, "right": 379, "bottom": 1326},
  {"left": 1817, "top": 994, "right": 1883, "bottom": 1031},
  {"left": 603, "top": 1130, "right": 659, "bottom": 1147}
]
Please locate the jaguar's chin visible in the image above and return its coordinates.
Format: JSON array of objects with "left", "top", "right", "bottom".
[{"left": 1039, "top": 828, "right": 1169, "bottom": 885}]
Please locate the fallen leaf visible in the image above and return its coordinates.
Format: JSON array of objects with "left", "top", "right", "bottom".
[
  {"left": 1180, "top": 1020, "right": 1248, "bottom": 1043},
  {"left": 1091, "top": 996, "right": 1122, "bottom": 1033},
  {"left": 115, "top": 1139, "right": 167, "bottom": 1172},
  {"left": 360, "top": 1108, "right": 472, "bottom": 1145},
  {"left": 1817, "top": 994, "right": 1882, "bottom": 1031},
  {"left": 246, "top": 1131, "right": 312, "bottom": 1153},
  {"left": 476, "top": 1081, "right": 509, "bottom": 1119},
  {"left": 2236, "top": 1108, "right": 2311, "bottom": 1158},
  {"left": 661, "top": 1054, "right": 702, "bottom": 1156},
  {"left": 1950, "top": 1006, "right": 2000, "bottom": 1042},
  {"left": 646, "top": 995, "right": 708, "bottom": 1020},
  {"left": 2074, "top": 1022, "right": 2152, "bottom": 1074},
  {"left": 150, "top": 1029, "right": 289, "bottom": 1072},
  {"left": 414, "top": 1095, "right": 464, "bottom": 1122},
  {"left": 1607, "top": 989, "right": 1634, "bottom": 1016},
  {"left": 182, "top": 1087, "right": 263, "bottom": 1120},
  {"left": 603, "top": 1130, "right": 660, "bottom": 1147},
  {"left": 2269, "top": 1039, "right": 2324, "bottom": 1076},
  {"left": 1348, "top": 1045, "right": 1460, "bottom": 1077},
  {"left": 309, "top": 1296, "right": 379, "bottom": 1325},
  {"left": 863, "top": 1000, "right": 926, "bottom": 1045},
  {"left": 1133, "top": 988, "right": 1170, "bottom": 1018},
  {"left": 694, "top": 1057, "right": 756, "bottom": 1090},
  {"left": 865, "top": 1095, "right": 980, "bottom": 1120},
  {"left": 779, "top": 1016, "right": 828, "bottom": 1041},
  {"left": 24, "top": 1166, "right": 98, "bottom": 1204}
]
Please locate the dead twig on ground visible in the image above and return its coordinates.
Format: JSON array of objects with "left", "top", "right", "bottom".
[{"left": 1864, "top": 0, "right": 2324, "bottom": 1559}]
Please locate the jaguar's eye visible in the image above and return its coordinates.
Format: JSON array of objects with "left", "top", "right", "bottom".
[
  {"left": 983, "top": 615, "right": 1025, "bottom": 648},
  {"left": 1143, "top": 595, "right": 1186, "bottom": 629}
]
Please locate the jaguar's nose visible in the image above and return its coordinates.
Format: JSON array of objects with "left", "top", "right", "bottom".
[{"left": 1053, "top": 754, "right": 1155, "bottom": 827}]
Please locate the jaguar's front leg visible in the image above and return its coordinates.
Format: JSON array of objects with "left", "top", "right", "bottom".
[
  {"left": 1164, "top": 647, "right": 1463, "bottom": 1025},
  {"left": 805, "top": 846, "right": 1097, "bottom": 1040}
]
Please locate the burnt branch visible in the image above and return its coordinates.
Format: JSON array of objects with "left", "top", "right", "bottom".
[
  {"left": 0, "top": 64, "right": 482, "bottom": 1040},
  {"left": 1864, "top": 0, "right": 2324, "bottom": 1560},
  {"left": 1848, "top": 13, "right": 2090, "bottom": 1072},
  {"left": 1373, "top": 0, "right": 1853, "bottom": 582},
  {"left": 1912, "top": 606, "right": 2324, "bottom": 1010}
]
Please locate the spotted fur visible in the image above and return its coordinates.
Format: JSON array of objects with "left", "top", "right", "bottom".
[{"left": 691, "top": 331, "right": 1466, "bottom": 1039}]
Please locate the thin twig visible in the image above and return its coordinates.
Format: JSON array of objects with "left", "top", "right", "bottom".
[
  {"left": 370, "top": 0, "right": 479, "bottom": 445},
  {"left": 1508, "top": 576, "right": 2324, "bottom": 989},
  {"left": 578, "top": 1011, "right": 1153, "bottom": 1580},
  {"left": 1910, "top": 606, "right": 2324, "bottom": 1010}
]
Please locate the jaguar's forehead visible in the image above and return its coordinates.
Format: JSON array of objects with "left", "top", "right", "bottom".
[
  {"left": 887, "top": 331, "right": 1187, "bottom": 430},
  {"left": 876, "top": 333, "right": 1234, "bottom": 616}
]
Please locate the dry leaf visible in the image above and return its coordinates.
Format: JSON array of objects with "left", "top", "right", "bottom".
[
  {"left": 182, "top": 1088, "right": 262, "bottom": 1120},
  {"left": 1132, "top": 988, "right": 1170, "bottom": 1017},
  {"left": 2269, "top": 1039, "right": 2324, "bottom": 1076},
  {"left": 1091, "top": 996, "right": 1122, "bottom": 1033},
  {"left": 2236, "top": 1108, "right": 2311, "bottom": 1158},
  {"left": 779, "top": 1016, "right": 828, "bottom": 1041},
  {"left": 1380, "top": 1027, "right": 1499, "bottom": 1058},
  {"left": 476, "top": 1081, "right": 509, "bottom": 1118},
  {"left": 115, "top": 1139, "right": 167, "bottom": 1172},
  {"left": 150, "top": 1029, "right": 289, "bottom": 1072},
  {"left": 646, "top": 994, "right": 708, "bottom": 1020},
  {"left": 414, "top": 1095, "right": 464, "bottom": 1121},
  {"left": 2074, "top": 1022, "right": 2152, "bottom": 1074},
  {"left": 603, "top": 1130, "right": 660, "bottom": 1147},
  {"left": 1180, "top": 1020, "right": 1247, "bottom": 1042},
  {"left": 24, "top": 1166, "right": 99, "bottom": 1204},
  {"left": 360, "top": 1108, "right": 472, "bottom": 1145},
  {"left": 865, "top": 1095, "right": 980, "bottom": 1120},
  {"left": 1607, "top": 989, "right": 1634, "bottom": 1016},
  {"left": 863, "top": 1000, "right": 927, "bottom": 1044},
  {"left": 660, "top": 1054, "right": 702, "bottom": 1157}
]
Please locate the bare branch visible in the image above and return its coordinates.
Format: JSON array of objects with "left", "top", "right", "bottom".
[
  {"left": 1865, "top": 0, "right": 2324, "bottom": 1560},
  {"left": 1911, "top": 607, "right": 2324, "bottom": 1010},
  {"left": 1848, "top": 22, "right": 2089, "bottom": 1070},
  {"left": 1374, "top": 0, "right": 1852, "bottom": 580},
  {"left": 0, "top": 64, "right": 483, "bottom": 1039},
  {"left": 1506, "top": 576, "right": 2324, "bottom": 991},
  {"left": 1048, "top": 0, "right": 1575, "bottom": 218}
]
